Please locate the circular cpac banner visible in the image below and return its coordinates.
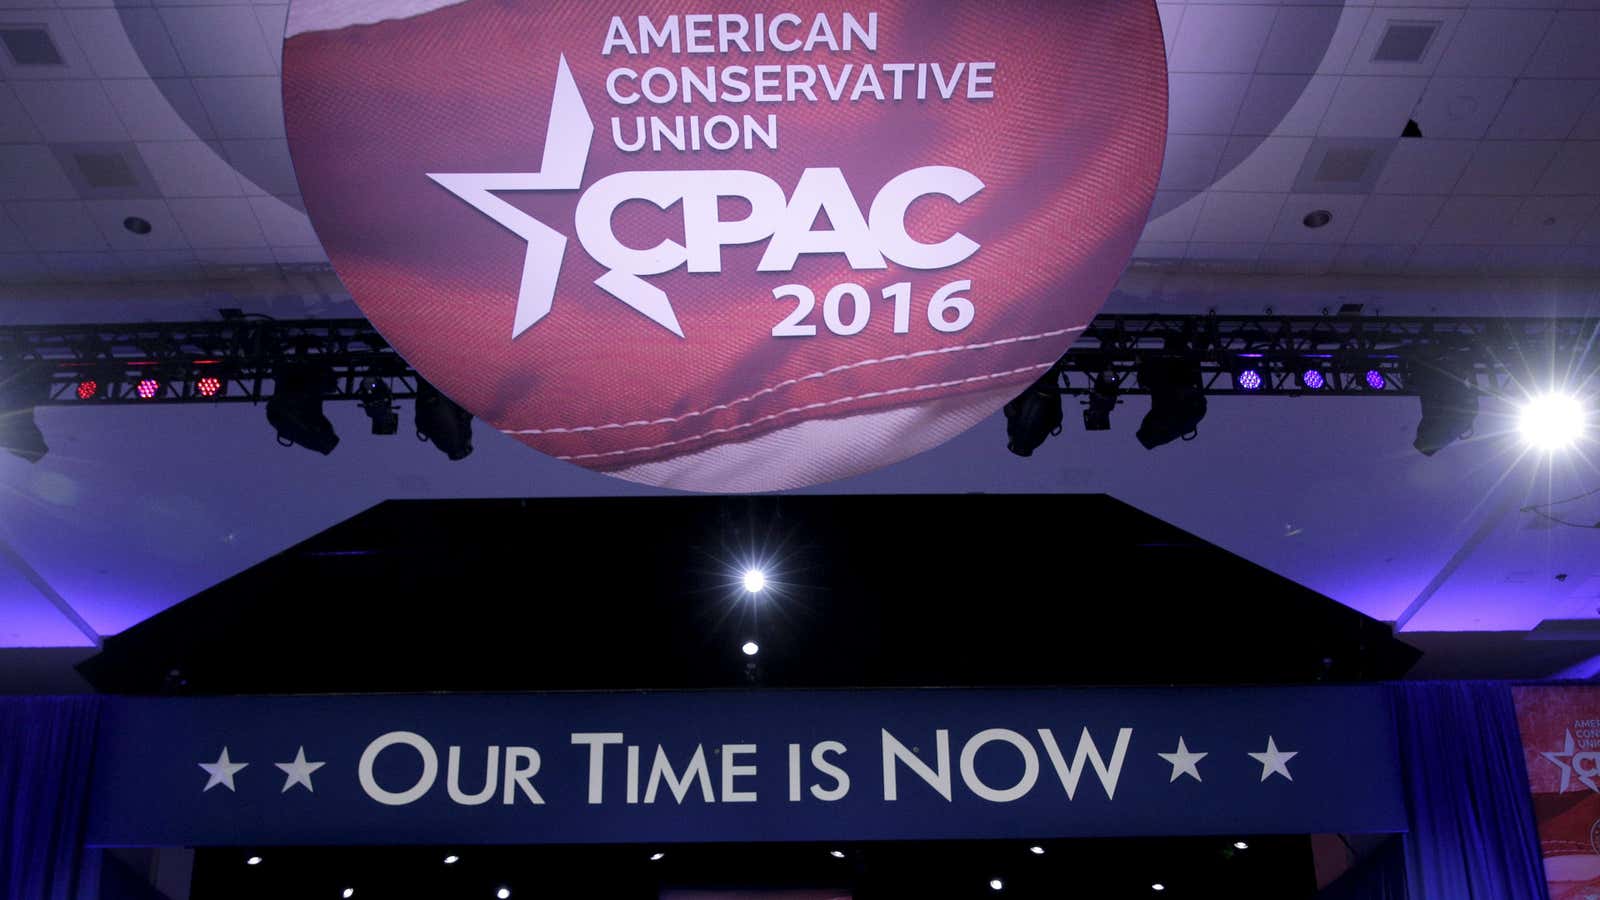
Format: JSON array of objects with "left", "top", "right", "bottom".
[{"left": 283, "top": 1, "right": 1166, "bottom": 491}]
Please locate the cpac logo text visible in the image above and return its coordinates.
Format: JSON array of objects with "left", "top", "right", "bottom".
[{"left": 429, "top": 56, "right": 983, "bottom": 339}]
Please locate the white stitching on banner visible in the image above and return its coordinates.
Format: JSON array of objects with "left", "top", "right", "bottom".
[
  {"left": 504, "top": 326, "right": 1083, "bottom": 437},
  {"left": 555, "top": 361, "right": 1056, "bottom": 462}
]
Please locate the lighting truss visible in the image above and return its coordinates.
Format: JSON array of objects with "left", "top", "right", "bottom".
[{"left": 0, "top": 314, "right": 1594, "bottom": 406}]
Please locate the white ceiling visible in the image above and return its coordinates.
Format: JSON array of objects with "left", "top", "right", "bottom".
[{"left": 0, "top": 0, "right": 1594, "bottom": 285}]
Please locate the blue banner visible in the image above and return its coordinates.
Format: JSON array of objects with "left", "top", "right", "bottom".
[{"left": 85, "top": 687, "right": 1406, "bottom": 846}]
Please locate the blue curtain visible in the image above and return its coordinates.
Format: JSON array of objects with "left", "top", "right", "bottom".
[
  {"left": 1390, "top": 682, "right": 1549, "bottom": 900},
  {"left": 0, "top": 696, "right": 102, "bottom": 900}
]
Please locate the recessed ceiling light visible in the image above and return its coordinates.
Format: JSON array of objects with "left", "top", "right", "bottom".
[
  {"left": 443, "top": 854, "right": 460, "bottom": 864},
  {"left": 1234, "top": 841, "right": 1249, "bottom": 850},
  {"left": 742, "top": 568, "right": 767, "bottom": 593},
  {"left": 829, "top": 850, "right": 846, "bottom": 858},
  {"left": 496, "top": 889, "right": 511, "bottom": 899},
  {"left": 1519, "top": 393, "right": 1587, "bottom": 451},
  {"left": 741, "top": 641, "right": 760, "bottom": 656},
  {"left": 989, "top": 878, "right": 1004, "bottom": 891},
  {"left": 1303, "top": 210, "right": 1333, "bottom": 229},
  {"left": 246, "top": 856, "right": 262, "bottom": 866},
  {"left": 123, "top": 216, "right": 152, "bottom": 235},
  {"left": 1152, "top": 885, "right": 1166, "bottom": 893},
  {"left": 650, "top": 852, "right": 665, "bottom": 861},
  {"left": 1029, "top": 845, "right": 1045, "bottom": 855},
  {"left": 343, "top": 890, "right": 354, "bottom": 898}
]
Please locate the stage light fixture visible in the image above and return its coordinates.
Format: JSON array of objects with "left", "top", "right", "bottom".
[
  {"left": 246, "top": 856, "right": 262, "bottom": 866},
  {"left": 1233, "top": 841, "right": 1248, "bottom": 850},
  {"left": 1002, "top": 369, "right": 1063, "bottom": 456},
  {"left": 989, "top": 879, "right": 1004, "bottom": 891},
  {"left": 497, "top": 888, "right": 511, "bottom": 899},
  {"left": 1137, "top": 353, "right": 1207, "bottom": 450},
  {"left": 742, "top": 641, "right": 760, "bottom": 656},
  {"left": 343, "top": 890, "right": 354, "bottom": 898},
  {"left": 1151, "top": 885, "right": 1165, "bottom": 892},
  {"left": 743, "top": 568, "right": 767, "bottom": 593},
  {"left": 443, "top": 855, "right": 460, "bottom": 865},
  {"left": 267, "top": 365, "right": 339, "bottom": 455},
  {"left": 830, "top": 850, "right": 846, "bottom": 859},
  {"left": 1519, "top": 392, "right": 1587, "bottom": 452},
  {"left": 196, "top": 374, "right": 223, "bottom": 398},
  {"left": 136, "top": 377, "right": 160, "bottom": 400},
  {"left": 1299, "top": 368, "right": 1326, "bottom": 390},
  {"left": 1082, "top": 374, "right": 1117, "bottom": 431},
  {"left": 76, "top": 379, "right": 98, "bottom": 400},
  {"left": 1029, "top": 846, "right": 1045, "bottom": 855},
  {"left": 1411, "top": 358, "right": 1478, "bottom": 457},
  {"left": 1235, "top": 368, "right": 1263, "bottom": 391},
  {"left": 416, "top": 377, "right": 474, "bottom": 460},
  {"left": 0, "top": 368, "right": 49, "bottom": 463},
  {"left": 650, "top": 852, "right": 665, "bottom": 861},
  {"left": 358, "top": 376, "right": 399, "bottom": 436},
  {"left": 1365, "top": 369, "right": 1387, "bottom": 391}
]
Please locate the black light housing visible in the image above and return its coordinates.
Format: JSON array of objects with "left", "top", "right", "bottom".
[
  {"left": 416, "top": 377, "right": 473, "bottom": 461},
  {"left": 1136, "top": 353, "right": 1206, "bottom": 450},
  {"left": 358, "top": 377, "right": 399, "bottom": 436},
  {"left": 1082, "top": 374, "right": 1118, "bottom": 431},
  {"left": 1002, "top": 369, "right": 1063, "bottom": 457},
  {"left": 266, "top": 364, "right": 339, "bottom": 455},
  {"left": 0, "top": 367, "right": 49, "bottom": 463},
  {"left": 1411, "top": 356, "right": 1479, "bottom": 456}
]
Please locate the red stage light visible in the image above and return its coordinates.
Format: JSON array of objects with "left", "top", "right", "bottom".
[
  {"left": 136, "top": 378, "right": 160, "bottom": 399},
  {"left": 197, "top": 375, "right": 222, "bottom": 397},
  {"left": 76, "top": 380, "right": 98, "bottom": 400}
]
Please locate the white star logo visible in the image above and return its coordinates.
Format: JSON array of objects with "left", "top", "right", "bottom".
[
  {"left": 1248, "top": 736, "right": 1298, "bottom": 782},
  {"left": 427, "top": 55, "right": 682, "bottom": 339},
  {"left": 1157, "top": 737, "right": 1207, "bottom": 783},
  {"left": 199, "top": 747, "right": 248, "bottom": 792},
  {"left": 1543, "top": 731, "right": 1579, "bottom": 793},
  {"left": 274, "top": 746, "right": 326, "bottom": 793}
]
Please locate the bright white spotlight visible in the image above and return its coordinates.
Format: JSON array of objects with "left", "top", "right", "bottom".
[
  {"left": 246, "top": 856, "right": 262, "bottom": 866},
  {"left": 1152, "top": 885, "right": 1166, "bottom": 892},
  {"left": 1520, "top": 393, "right": 1587, "bottom": 451},
  {"left": 1234, "top": 841, "right": 1248, "bottom": 850},
  {"left": 829, "top": 850, "right": 846, "bottom": 859},
  {"left": 650, "top": 852, "right": 665, "bottom": 861},
  {"left": 742, "top": 568, "right": 767, "bottom": 593},
  {"left": 443, "top": 855, "right": 459, "bottom": 864},
  {"left": 742, "top": 641, "right": 760, "bottom": 656},
  {"left": 496, "top": 889, "right": 511, "bottom": 900},
  {"left": 343, "top": 890, "right": 354, "bottom": 899},
  {"left": 989, "top": 878, "right": 1004, "bottom": 891}
]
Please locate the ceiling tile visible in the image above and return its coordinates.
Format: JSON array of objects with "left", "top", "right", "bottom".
[
  {"left": 0, "top": 83, "right": 41, "bottom": 142},
  {"left": 112, "top": 249, "right": 201, "bottom": 281},
  {"left": 0, "top": 252, "right": 50, "bottom": 283},
  {"left": 167, "top": 196, "right": 264, "bottom": 248},
  {"left": 1576, "top": 205, "right": 1600, "bottom": 244},
  {"left": 1169, "top": 4, "right": 1279, "bottom": 72},
  {"left": 1346, "top": 194, "right": 1447, "bottom": 242},
  {"left": 1532, "top": 142, "right": 1600, "bottom": 194},
  {"left": 103, "top": 78, "right": 213, "bottom": 142},
  {"left": 63, "top": 7, "right": 184, "bottom": 79},
  {"left": 271, "top": 244, "right": 327, "bottom": 266},
  {"left": 158, "top": 5, "right": 276, "bottom": 76},
  {"left": 193, "top": 76, "right": 283, "bottom": 139},
  {"left": 1575, "top": 91, "right": 1600, "bottom": 139},
  {"left": 1411, "top": 77, "right": 1514, "bottom": 139},
  {"left": 1193, "top": 191, "right": 1289, "bottom": 242},
  {"left": 1487, "top": 80, "right": 1600, "bottom": 139},
  {"left": 1331, "top": 243, "right": 1416, "bottom": 274},
  {"left": 1503, "top": 195, "right": 1600, "bottom": 244},
  {"left": 1454, "top": 140, "right": 1561, "bottom": 194},
  {"left": 1269, "top": 193, "right": 1367, "bottom": 242},
  {"left": 1524, "top": 11, "right": 1600, "bottom": 77},
  {"left": 1233, "top": 74, "right": 1339, "bottom": 136},
  {"left": 1407, "top": 244, "right": 1491, "bottom": 275},
  {"left": 247, "top": 194, "right": 315, "bottom": 246},
  {"left": 1559, "top": 245, "right": 1600, "bottom": 274},
  {"left": 41, "top": 251, "right": 125, "bottom": 282},
  {"left": 1344, "top": 8, "right": 1463, "bottom": 76},
  {"left": 12, "top": 79, "right": 125, "bottom": 142},
  {"left": 1373, "top": 139, "right": 1476, "bottom": 193},
  {"left": 1159, "top": 4, "right": 1185, "bottom": 56},
  {"left": 0, "top": 145, "right": 77, "bottom": 200},
  {"left": 1434, "top": 8, "right": 1555, "bottom": 76},
  {"left": 1141, "top": 191, "right": 1204, "bottom": 243},
  {"left": 0, "top": 207, "right": 25, "bottom": 253},
  {"left": 1214, "top": 135, "right": 1314, "bottom": 191},
  {"left": 1131, "top": 241, "right": 1187, "bottom": 262},
  {"left": 1169, "top": 72, "right": 1253, "bottom": 134},
  {"left": 1184, "top": 243, "right": 1263, "bottom": 273},
  {"left": 1255, "top": 242, "right": 1337, "bottom": 275},
  {"left": 0, "top": 10, "right": 94, "bottom": 81},
  {"left": 1257, "top": 6, "right": 1369, "bottom": 75},
  {"left": 1484, "top": 244, "right": 1564, "bottom": 271},
  {"left": 1291, "top": 137, "right": 1397, "bottom": 193},
  {"left": 1422, "top": 195, "right": 1521, "bottom": 244},
  {"left": 253, "top": 5, "right": 285, "bottom": 73},
  {"left": 136, "top": 140, "right": 242, "bottom": 197},
  {"left": 222, "top": 138, "right": 298, "bottom": 196},
  {"left": 1319, "top": 76, "right": 1426, "bottom": 138},
  {"left": 1159, "top": 134, "right": 1228, "bottom": 190},
  {"left": 4, "top": 200, "right": 108, "bottom": 251},
  {"left": 84, "top": 197, "right": 189, "bottom": 250}
]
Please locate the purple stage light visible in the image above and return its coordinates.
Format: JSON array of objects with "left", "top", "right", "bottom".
[
  {"left": 1302, "top": 369, "right": 1325, "bottom": 390},
  {"left": 1365, "top": 370, "right": 1386, "bottom": 391},
  {"left": 1237, "top": 369, "right": 1263, "bottom": 391}
]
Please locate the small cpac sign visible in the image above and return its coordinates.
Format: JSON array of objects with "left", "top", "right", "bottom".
[{"left": 284, "top": 1, "right": 1165, "bottom": 490}]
